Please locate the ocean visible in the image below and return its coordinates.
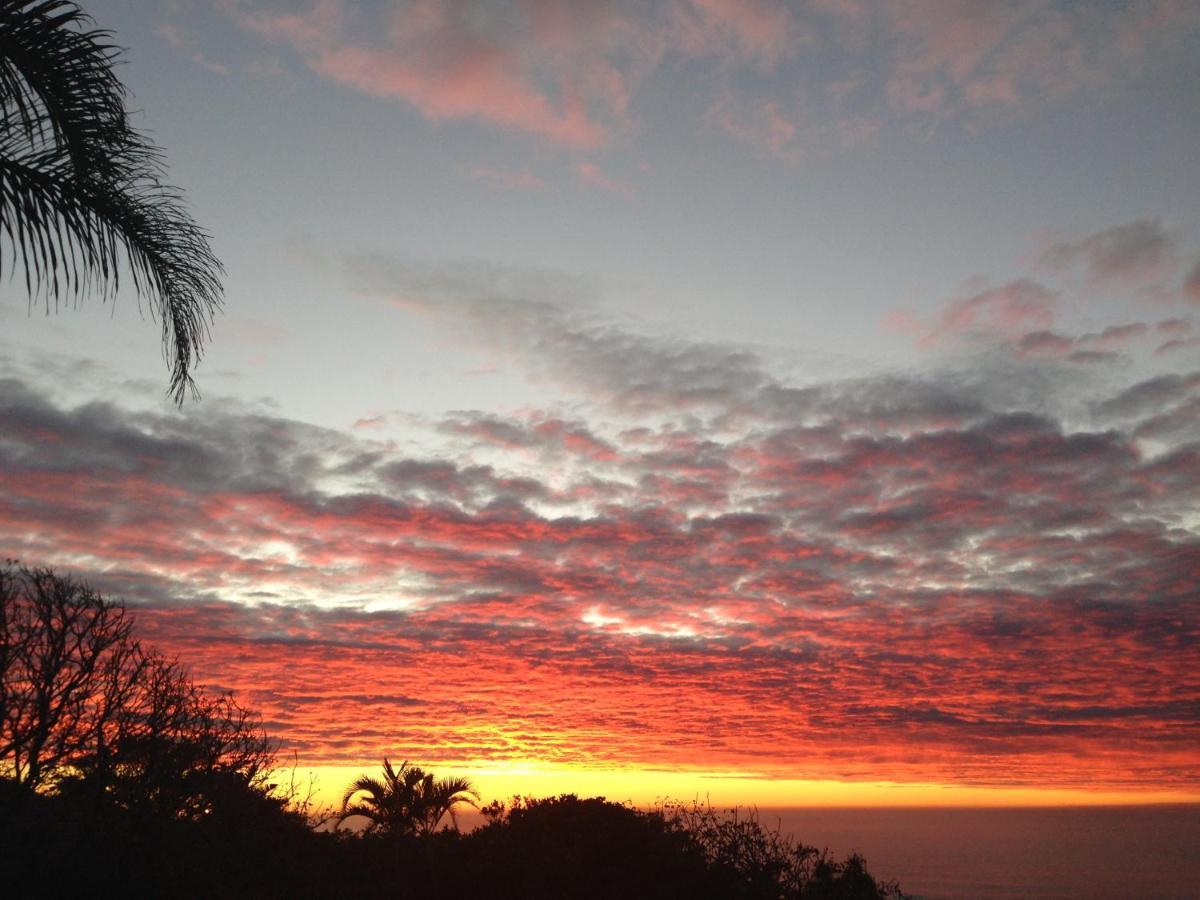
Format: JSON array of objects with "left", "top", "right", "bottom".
[{"left": 764, "top": 805, "right": 1200, "bottom": 899}]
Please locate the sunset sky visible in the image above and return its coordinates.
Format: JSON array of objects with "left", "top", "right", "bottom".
[{"left": 2, "top": 0, "right": 1199, "bottom": 807}]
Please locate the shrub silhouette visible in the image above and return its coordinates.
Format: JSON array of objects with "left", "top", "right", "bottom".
[
  {"left": 0, "top": 565, "right": 903, "bottom": 899},
  {"left": 436, "top": 795, "right": 905, "bottom": 900},
  {"left": 457, "top": 794, "right": 718, "bottom": 899},
  {"left": 662, "top": 800, "right": 905, "bottom": 899}
]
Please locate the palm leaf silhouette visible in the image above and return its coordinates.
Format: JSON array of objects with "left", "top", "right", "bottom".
[
  {"left": 337, "top": 758, "right": 479, "bottom": 836},
  {"left": 0, "top": 0, "right": 223, "bottom": 401}
]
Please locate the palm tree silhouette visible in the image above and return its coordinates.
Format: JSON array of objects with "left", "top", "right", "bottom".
[
  {"left": 338, "top": 758, "right": 479, "bottom": 837},
  {"left": 412, "top": 770, "right": 480, "bottom": 836},
  {"left": 0, "top": 0, "right": 222, "bottom": 402}
]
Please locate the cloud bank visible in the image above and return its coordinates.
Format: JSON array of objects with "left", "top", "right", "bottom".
[
  {"left": 3, "top": 288, "right": 1197, "bottom": 787},
  {"left": 225, "top": 0, "right": 1200, "bottom": 156}
]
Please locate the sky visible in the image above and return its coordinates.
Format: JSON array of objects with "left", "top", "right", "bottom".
[{"left": 2, "top": 0, "right": 1199, "bottom": 807}]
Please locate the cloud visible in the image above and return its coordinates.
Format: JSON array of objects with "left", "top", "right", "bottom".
[
  {"left": 439, "top": 411, "right": 618, "bottom": 463},
  {"left": 1185, "top": 258, "right": 1200, "bottom": 304},
  {"left": 1014, "top": 323, "right": 1149, "bottom": 361},
  {"left": 920, "top": 279, "right": 1058, "bottom": 347},
  {"left": 880, "top": 1, "right": 1199, "bottom": 119},
  {"left": 1038, "top": 219, "right": 1180, "bottom": 287},
  {"left": 705, "top": 93, "right": 802, "bottom": 160},
  {"left": 156, "top": 18, "right": 232, "bottom": 75},
  {"left": 3, "top": 338, "right": 1198, "bottom": 787},
  {"left": 1091, "top": 371, "right": 1200, "bottom": 420},
  {"left": 1157, "top": 318, "right": 1193, "bottom": 336},
  {"left": 346, "top": 252, "right": 769, "bottom": 414},
  {"left": 229, "top": 0, "right": 657, "bottom": 149},
  {"left": 671, "top": 0, "right": 801, "bottom": 67},
  {"left": 576, "top": 161, "right": 633, "bottom": 196},
  {"left": 1157, "top": 337, "right": 1200, "bottom": 356},
  {"left": 224, "top": 1, "right": 1199, "bottom": 160}
]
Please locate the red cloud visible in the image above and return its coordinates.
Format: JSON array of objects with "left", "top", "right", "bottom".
[{"left": 2, "top": 372, "right": 1197, "bottom": 791}]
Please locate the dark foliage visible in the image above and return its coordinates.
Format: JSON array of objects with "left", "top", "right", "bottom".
[
  {"left": 0, "top": 0, "right": 222, "bottom": 401},
  {"left": 0, "top": 561, "right": 139, "bottom": 787},
  {"left": 337, "top": 756, "right": 479, "bottom": 836},
  {"left": 661, "top": 800, "right": 906, "bottom": 899},
  {"left": 0, "top": 776, "right": 338, "bottom": 899},
  {"left": 452, "top": 794, "right": 720, "bottom": 899},
  {"left": 0, "top": 562, "right": 273, "bottom": 811},
  {"left": 1, "top": 786, "right": 905, "bottom": 899},
  {"left": 0, "top": 564, "right": 902, "bottom": 898}
]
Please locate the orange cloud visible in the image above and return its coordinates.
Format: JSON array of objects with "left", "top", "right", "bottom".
[{"left": 2, "top": 370, "right": 1197, "bottom": 793}]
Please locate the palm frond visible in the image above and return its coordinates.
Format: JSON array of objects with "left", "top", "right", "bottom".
[
  {"left": 335, "top": 800, "right": 382, "bottom": 830},
  {"left": 0, "top": 0, "right": 223, "bottom": 402},
  {"left": 340, "top": 773, "right": 387, "bottom": 811},
  {"left": 437, "top": 775, "right": 479, "bottom": 801}
]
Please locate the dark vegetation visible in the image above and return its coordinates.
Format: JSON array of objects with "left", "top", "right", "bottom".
[
  {"left": 1, "top": 0, "right": 223, "bottom": 401},
  {"left": 1, "top": 564, "right": 903, "bottom": 899}
]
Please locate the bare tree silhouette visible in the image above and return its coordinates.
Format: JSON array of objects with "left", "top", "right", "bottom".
[
  {"left": 0, "top": 0, "right": 223, "bottom": 401},
  {"left": 0, "top": 563, "right": 272, "bottom": 810},
  {"left": 0, "top": 562, "right": 139, "bottom": 787}
]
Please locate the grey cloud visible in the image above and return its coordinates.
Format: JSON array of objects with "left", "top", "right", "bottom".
[
  {"left": 1185, "top": 258, "right": 1200, "bottom": 303},
  {"left": 1038, "top": 219, "right": 1178, "bottom": 285},
  {"left": 1092, "top": 372, "right": 1200, "bottom": 420},
  {"left": 3, "top": 343, "right": 1198, "bottom": 640},
  {"left": 348, "top": 251, "right": 770, "bottom": 414}
]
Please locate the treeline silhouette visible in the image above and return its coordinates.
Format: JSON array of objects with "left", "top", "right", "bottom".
[{"left": 1, "top": 564, "right": 904, "bottom": 898}]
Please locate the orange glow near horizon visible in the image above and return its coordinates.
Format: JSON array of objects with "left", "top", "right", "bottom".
[{"left": 301, "top": 763, "right": 1200, "bottom": 812}]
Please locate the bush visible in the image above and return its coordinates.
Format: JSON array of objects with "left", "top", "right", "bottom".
[{"left": 0, "top": 565, "right": 903, "bottom": 899}]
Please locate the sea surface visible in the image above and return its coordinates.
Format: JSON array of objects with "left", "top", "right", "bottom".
[{"left": 763, "top": 805, "right": 1200, "bottom": 899}]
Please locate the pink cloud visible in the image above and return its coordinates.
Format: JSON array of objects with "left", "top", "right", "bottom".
[
  {"left": 576, "top": 161, "right": 633, "bottom": 196},
  {"left": 1184, "top": 258, "right": 1200, "bottom": 304},
  {"left": 1156, "top": 337, "right": 1200, "bottom": 356},
  {"left": 1116, "top": 0, "right": 1200, "bottom": 56},
  {"left": 705, "top": 93, "right": 800, "bottom": 160},
  {"left": 881, "top": 309, "right": 923, "bottom": 338},
  {"left": 921, "top": 279, "right": 1058, "bottom": 347},
  {"left": 231, "top": 0, "right": 650, "bottom": 149},
  {"left": 1157, "top": 318, "right": 1193, "bottom": 336},
  {"left": 1076, "top": 322, "right": 1150, "bottom": 351},
  {"left": 881, "top": 1, "right": 1196, "bottom": 118},
  {"left": 1011, "top": 323, "right": 1152, "bottom": 364},
  {"left": 674, "top": 0, "right": 801, "bottom": 67},
  {"left": 223, "top": 316, "right": 287, "bottom": 346},
  {"left": 225, "top": 0, "right": 1200, "bottom": 158},
  {"left": 885, "top": 0, "right": 1018, "bottom": 111}
]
